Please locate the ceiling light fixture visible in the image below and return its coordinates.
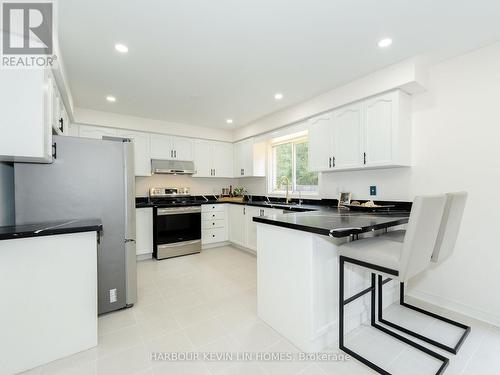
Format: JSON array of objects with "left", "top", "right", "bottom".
[
  {"left": 226, "top": 119, "right": 233, "bottom": 124},
  {"left": 106, "top": 96, "right": 116, "bottom": 102},
  {"left": 274, "top": 93, "right": 284, "bottom": 100},
  {"left": 114, "top": 43, "right": 129, "bottom": 53},
  {"left": 377, "top": 38, "right": 393, "bottom": 48}
]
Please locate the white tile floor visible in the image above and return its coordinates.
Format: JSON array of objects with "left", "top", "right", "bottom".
[{"left": 20, "top": 246, "right": 500, "bottom": 375}]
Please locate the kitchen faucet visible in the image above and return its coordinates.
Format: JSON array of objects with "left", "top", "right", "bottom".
[{"left": 279, "top": 176, "right": 291, "bottom": 204}]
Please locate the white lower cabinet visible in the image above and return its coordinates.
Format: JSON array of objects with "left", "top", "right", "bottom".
[
  {"left": 228, "top": 204, "right": 246, "bottom": 247},
  {"left": 202, "top": 204, "right": 228, "bottom": 245},
  {"left": 229, "top": 204, "right": 283, "bottom": 252},
  {"left": 136, "top": 207, "right": 153, "bottom": 256}
]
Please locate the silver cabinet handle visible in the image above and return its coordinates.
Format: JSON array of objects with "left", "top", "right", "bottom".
[
  {"left": 332, "top": 156, "right": 336, "bottom": 167},
  {"left": 329, "top": 157, "right": 332, "bottom": 168}
]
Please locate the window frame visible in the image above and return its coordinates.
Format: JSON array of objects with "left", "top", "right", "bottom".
[{"left": 268, "top": 135, "right": 319, "bottom": 196}]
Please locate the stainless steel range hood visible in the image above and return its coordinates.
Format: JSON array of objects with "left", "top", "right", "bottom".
[{"left": 151, "top": 159, "right": 196, "bottom": 175}]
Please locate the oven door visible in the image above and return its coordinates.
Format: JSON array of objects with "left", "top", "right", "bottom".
[{"left": 155, "top": 206, "right": 201, "bottom": 259}]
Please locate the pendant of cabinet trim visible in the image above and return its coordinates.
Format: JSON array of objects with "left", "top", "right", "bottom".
[{"left": 308, "top": 90, "right": 411, "bottom": 172}]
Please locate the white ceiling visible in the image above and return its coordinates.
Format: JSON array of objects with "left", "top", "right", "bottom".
[{"left": 59, "top": 0, "right": 500, "bottom": 129}]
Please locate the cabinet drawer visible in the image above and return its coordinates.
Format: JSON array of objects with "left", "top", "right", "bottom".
[
  {"left": 201, "top": 204, "right": 226, "bottom": 213},
  {"left": 202, "top": 219, "right": 225, "bottom": 230},
  {"left": 202, "top": 228, "right": 227, "bottom": 244},
  {"left": 202, "top": 212, "right": 225, "bottom": 221}
]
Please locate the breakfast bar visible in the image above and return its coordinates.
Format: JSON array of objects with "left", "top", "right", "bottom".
[{"left": 254, "top": 209, "right": 409, "bottom": 352}]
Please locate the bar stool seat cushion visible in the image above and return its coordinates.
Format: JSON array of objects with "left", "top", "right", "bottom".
[{"left": 339, "top": 237, "right": 402, "bottom": 272}]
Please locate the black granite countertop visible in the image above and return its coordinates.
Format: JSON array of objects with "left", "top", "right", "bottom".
[
  {"left": 253, "top": 209, "right": 410, "bottom": 238},
  {"left": 136, "top": 196, "right": 411, "bottom": 214},
  {"left": 0, "top": 219, "right": 103, "bottom": 241}
]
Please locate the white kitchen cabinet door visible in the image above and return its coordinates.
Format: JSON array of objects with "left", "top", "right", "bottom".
[
  {"left": 211, "top": 141, "right": 233, "bottom": 178},
  {"left": 308, "top": 113, "right": 334, "bottom": 171},
  {"left": 172, "top": 136, "right": 194, "bottom": 161},
  {"left": 233, "top": 138, "right": 265, "bottom": 177},
  {"left": 332, "top": 104, "right": 363, "bottom": 169},
  {"left": 193, "top": 139, "right": 212, "bottom": 177},
  {"left": 78, "top": 125, "right": 117, "bottom": 140},
  {"left": 0, "top": 68, "right": 53, "bottom": 162},
  {"left": 364, "top": 90, "right": 412, "bottom": 167},
  {"left": 245, "top": 206, "right": 263, "bottom": 251},
  {"left": 115, "top": 130, "right": 151, "bottom": 176},
  {"left": 150, "top": 134, "right": 173, "bottom": 159},
  {"left": 228, "top": 204, "right": 246, "bottom": 247},
  {"left": 364, "top": 92, "right": 397, "bottom": 167},
  {"left": 239, "top": 139, "right": 254, "bottom": 177},
  {"left": 136, "top": 207, "right": 153, "bottom": 256}
]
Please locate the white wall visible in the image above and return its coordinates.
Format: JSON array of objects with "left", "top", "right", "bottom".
[
  {"left": 406, "top": 42, "right": 500, "bottom": 325},
  {"left": 74, "top": 108, "right": 234, "bottom": 142},
  {"left": 135, "top": 175, "right": 235, "bottom": 197},
  {"left": 0, "top": 162, "right": 15, "bottom": 226}
]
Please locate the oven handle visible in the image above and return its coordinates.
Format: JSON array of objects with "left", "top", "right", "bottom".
[
  {"left": 157, "top": 207, "right": 201, "bottom": 215},
  {"left": 157, "top": 240, "right": 201, "bottom": 249}
]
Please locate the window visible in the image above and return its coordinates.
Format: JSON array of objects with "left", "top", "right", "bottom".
[{"left": 270, "top": 136, "right": 319, "bottom": 194}]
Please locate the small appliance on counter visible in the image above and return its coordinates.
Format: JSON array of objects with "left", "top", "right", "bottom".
[{"left": 150, "top": 187, "right": 202, "bottom": 260}]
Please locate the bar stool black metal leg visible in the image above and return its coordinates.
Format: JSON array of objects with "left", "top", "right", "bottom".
[
  {"left": 338, "top": 256, "right": 449, "bottom": 375},
  {"left": 376, "top": 277, "right": 471, "bottom": 355}
]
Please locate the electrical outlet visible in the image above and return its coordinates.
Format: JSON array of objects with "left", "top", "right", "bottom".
[
  {"left": 109, "top": 288, "right": 117, "bottom": 303},
  {"left": 370, "top": 186, "right": 377, "bottom": 196}
]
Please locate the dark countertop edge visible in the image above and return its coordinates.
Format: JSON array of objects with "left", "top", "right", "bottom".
[
  {"left": 135, "top": 197, "right": 412, "bottom": 211},
  {"left": 253, "top": 216, "right": 409, "bottom": 238},
  {"left": 0, "top": 220, "right": 103, "bottom": 241}
]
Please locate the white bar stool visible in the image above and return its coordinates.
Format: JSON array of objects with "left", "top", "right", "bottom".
[
  {"left": 337, "top": 194, "right": 448, "bottom": 375},
  {"left": 378, "top": 192, "right": 470, "bottom": 354}
]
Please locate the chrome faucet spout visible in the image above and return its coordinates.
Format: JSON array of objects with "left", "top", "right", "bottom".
[{"left": 279, "top": 176, "right": 291, "bottom": 204}]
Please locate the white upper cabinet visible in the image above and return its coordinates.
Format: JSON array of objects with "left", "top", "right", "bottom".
[
  {"left": 150, "top": 135, "right": 193, "bottom": 161},
  {"left": 194, "top": 140, "right": 233, "bottom": 178},
  {"left": 332, "top": 103, "right": 363, "bottom": 169},
  {"left": 0, "top": 69, "right": 53, "bottom": 163},
  {"left": 233, "top": 138, "right": 266, "bottom": 177},
  {"left": 364, "top": 90, "right": 411, "bottom": 167},
  {"left": 308, "top": 112, "right": 335, "bottom": 171},
  {"left": 172, "top": 136, "right": 194, "bottom": 161},
  {"left": 193, "top": 140, "right": 212, "bottom": 177},
  {"left": 150, "top": 134, "right": 173, "bottom": 159},
  {"left": 308, "top": 90, "right": 411, "bottom": 172},
  {"left": 78, "top": 125, "right": 117, "bottom": 139},
  {"left": 115, "top": 130, "right": 152, "bottom": 176},
  {"left": 211, "top": 141, "right": 233, "bottom": 177}
]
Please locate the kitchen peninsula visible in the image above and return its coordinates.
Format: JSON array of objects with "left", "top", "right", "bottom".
[{"left": 254, "top": 209, "right": 410, "bottom": 352}]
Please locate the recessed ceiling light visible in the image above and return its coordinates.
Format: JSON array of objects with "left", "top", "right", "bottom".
[
  {"left": 274, "top": 93, "right": 284, "bottom": 100},
  {"left": 226, "top": 119, "right": 233, "bottom": 124},
  {"left": 106, "top": 96, "right": 116, "bottom": 102},
  {"left": 114, "top": 43, "right": 128, "bottom": 53},
  {"left": 377, "top": 38, "right": 393, "bottom": 48}
]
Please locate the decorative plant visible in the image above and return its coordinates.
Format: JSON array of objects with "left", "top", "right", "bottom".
[{"left": 233, "top": 186, "right": 246, "bottom": 197}]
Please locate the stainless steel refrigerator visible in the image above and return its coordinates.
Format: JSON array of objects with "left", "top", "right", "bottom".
[{"left": 14, "top": 135, "right": 137, "bottom": 314}]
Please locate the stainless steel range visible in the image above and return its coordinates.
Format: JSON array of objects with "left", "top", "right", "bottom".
[{"left": 150, "top": 187, "right": 202, "bottom": 260}]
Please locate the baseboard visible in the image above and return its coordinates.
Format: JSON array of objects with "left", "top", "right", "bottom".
[
  {"left": 407, "top": 288, "right": 500, "bottom": 328},
  {"left": 136, "top": 254, "right": 152, "bottom": 261},
  {"left": 202, "top": 241, "right": 231, "bottom": 249},
  {"left": 230, "top": 243, "right": 257, "bottom": 256}
]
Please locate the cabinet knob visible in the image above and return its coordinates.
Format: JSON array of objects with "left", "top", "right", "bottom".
[{"left": 212, "top": 235, "right": 215, "bottom": 238}]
